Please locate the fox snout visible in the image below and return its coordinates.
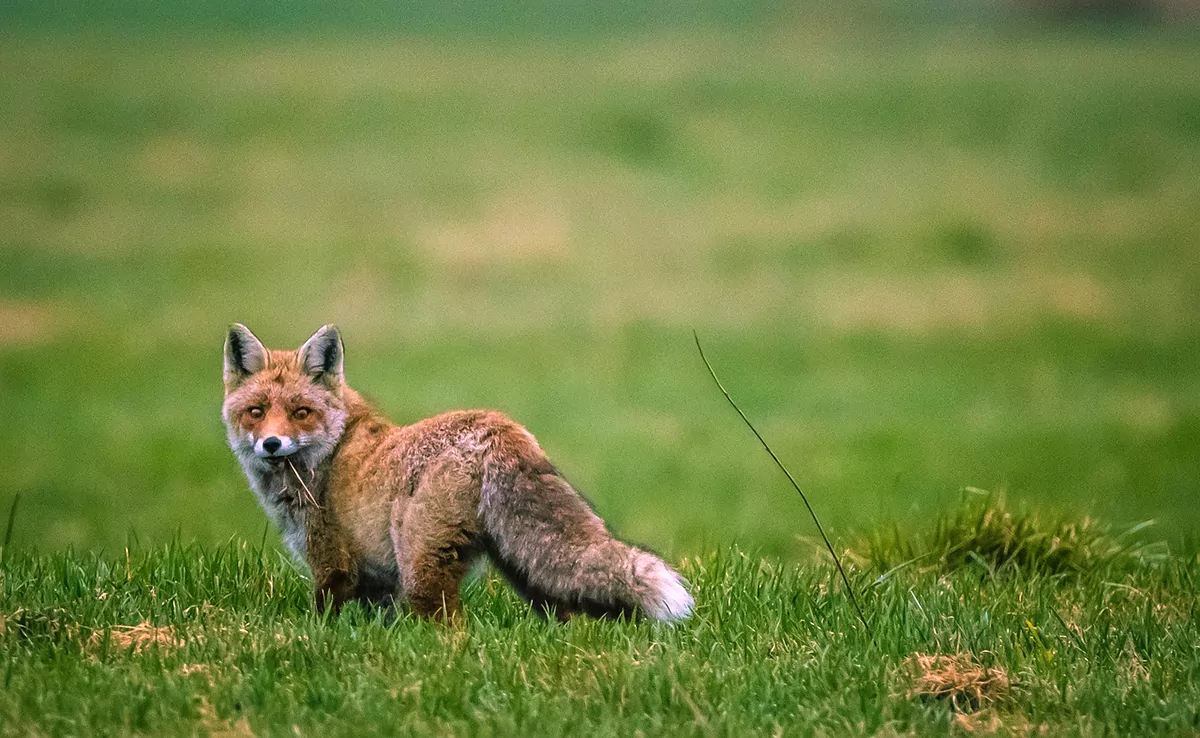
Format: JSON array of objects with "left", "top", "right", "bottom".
[{"left": 254, "top": 435, "right": 297, "bottom": 459}]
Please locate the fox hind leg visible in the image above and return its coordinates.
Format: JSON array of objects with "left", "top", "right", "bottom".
[
  {"left": 486, "top": 550, "right": 576, "bottom": 622},
  {"left": 391, "top": 462, "right": 483, "bottom": 621}
]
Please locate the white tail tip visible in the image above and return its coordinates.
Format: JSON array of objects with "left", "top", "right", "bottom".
[{"left": 638, "top": 557, "right": 694, "bottom": 623}]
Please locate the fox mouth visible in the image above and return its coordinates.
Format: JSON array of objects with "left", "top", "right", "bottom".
[
  {"left": 257, "top": 449, "right": 307, "bottom": 470},
  {"left": 257, "top": 449, "right": 298, "bottom": 460}
]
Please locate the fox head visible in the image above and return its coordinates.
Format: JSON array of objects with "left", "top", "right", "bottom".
[{"left": 221, "top": 323, "right": 348, "bottom": 472}]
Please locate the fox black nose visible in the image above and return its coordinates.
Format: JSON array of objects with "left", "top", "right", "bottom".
[{"left": 262, "top": 437, "right": 282, "bottom": 454}]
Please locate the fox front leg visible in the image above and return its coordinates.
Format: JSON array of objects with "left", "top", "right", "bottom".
[
  {"left": 310, "top": 538, "right": 358, "bottom": 615},
  {"left": 305, "top": 511, "right": 359, "bottom": 616},
  {"left": 313, "top": 566, "right": 358, "bottom": 615}
]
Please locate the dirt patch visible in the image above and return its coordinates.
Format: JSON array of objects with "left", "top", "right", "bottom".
[
  {"left": 1116, "top": 391, "right": 1175, "bottom": 434},
  {"left": 89, "top": 620, "right": 186, "bottom": 653},
  {"left": 416, "top": 195, "right": 570, "bottom": 269},
  {"left": 180, "top": 662, "right": 213, "bottom": 678},
  {"left": 808, "top": 271, "right": 1115, "bottom": 335},
  {"left": 0, "top": 300, "right": 58, "bottom": 345},
  {"left": 905, "top": 652, "right": 1012, "bottom": 712},
  {"left": 197, "top": 696, "right": 255, "bottom": 738},
  {"left": 135, "top": 134, "right": 215, "bottom": 188},
  {"left": 951, "top": 709, "right": 1005, "bottom": 733},
  {"left": 1119, "top": 637, "right": 1151, "bottom": 693}
]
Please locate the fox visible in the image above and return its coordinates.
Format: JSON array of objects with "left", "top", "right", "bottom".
[{"left": 221, "top": 323, "right": 693, "bottom": 623}]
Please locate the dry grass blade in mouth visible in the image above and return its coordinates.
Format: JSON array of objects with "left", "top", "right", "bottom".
[
  {"left": 905, "top": 652, "right": 1011, "bottom": 713},
  {"left": 286, "top": 459, "right": 321, "bottom": 509}
]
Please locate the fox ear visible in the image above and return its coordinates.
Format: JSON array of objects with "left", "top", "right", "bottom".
[
  {"left": 224, "top": 323, "right": 268, "bottom": 391},
  {"left": 298, "top": 324, "right": 344, "bottom": 389}
]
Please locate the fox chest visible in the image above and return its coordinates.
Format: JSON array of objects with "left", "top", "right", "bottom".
[
  {"left": 247, "top": 466, "right": 402, "bottom": 578},
  {"left": 247, "top": 472, "right": 312, "bottom": 562}
]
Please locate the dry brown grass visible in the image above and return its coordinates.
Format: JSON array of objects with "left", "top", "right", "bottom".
[
  {"left": 416, "top": 194, "right": 571, "bottom": 268},
  {"left": 0, "top": 300, "right": 59, "bottom": 345},
  {"left": 905, "top": 652, "right": 1012, "bottom": 713},
  {"left": 179, "top": 662, "right": 214, "bottom": 679},
  {"left": 89, "top": 620, "right": 186, "bottom": 653},
  {"left": 807, "top": 271, "right": 1116, "bottom": 335},
  {"left": 196, "top": 696, "right": 256, "bottom": 738}
]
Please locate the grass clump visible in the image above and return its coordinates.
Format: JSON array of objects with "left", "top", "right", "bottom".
[
  {"left": 861, "top": 490, "right": 1162, "bottom": 577},
  {"left": 904, "top": 652, "right": 1012, "bottom": 713}
]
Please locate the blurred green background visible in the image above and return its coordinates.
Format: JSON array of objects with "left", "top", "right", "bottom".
[{"left": 1, "top": 2, "right": 1198, "bottom": 559}]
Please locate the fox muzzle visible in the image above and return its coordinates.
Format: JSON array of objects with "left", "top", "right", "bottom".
[{"left": 255, "top": 435, "right": 298, "bottom": 459}]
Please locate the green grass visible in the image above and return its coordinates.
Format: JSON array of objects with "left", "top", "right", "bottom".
[
  {"left": 1, "top": 29, "right": 1198, "bottom": 558},
  {"left": 1, "top": 19, "right": 1199, "bottom": 735},
  {"left": 859, "top": 489, "right": 1171, "bottom": 576},
  {"left": 2, "top": 504, "right": 1198, "bottom": 735}
]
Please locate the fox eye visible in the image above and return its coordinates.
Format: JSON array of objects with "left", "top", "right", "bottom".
[
  {"left": 247, "top": 406, "right": 264, "bottom": 419},
  {"left": 293, "top": 407, "right": 311, "bottom": 420}
]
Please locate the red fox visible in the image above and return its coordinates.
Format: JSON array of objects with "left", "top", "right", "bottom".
[{"left": 221, "top": 324, "right": 693, "bottom": 622}]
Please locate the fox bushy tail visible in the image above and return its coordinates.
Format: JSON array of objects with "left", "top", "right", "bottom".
[{"left": 479, "top": 432, "right": 693, "bottom": 622}]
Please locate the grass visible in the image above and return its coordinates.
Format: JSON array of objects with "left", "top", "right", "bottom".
[
  {"left": 1, "top": 29, "right": 1198, "bottom": 559},
  {"left": 2, "top": 501, "right": 1197, "bottom": 735},
  {"left": 858, "top": 489, "right": 1169, "bottom": 577},
  {"left": 1, "top": 14, "right": 1199, "bottom": 736}
]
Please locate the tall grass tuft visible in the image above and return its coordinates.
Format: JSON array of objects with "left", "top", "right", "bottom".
[{"left": 861, "top": 490, "right": 1164, "bottom": 577}]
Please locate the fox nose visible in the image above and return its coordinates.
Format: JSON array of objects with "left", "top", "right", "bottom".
[{"left": 262, "top": 437, "right": 282, "bottom": 455}]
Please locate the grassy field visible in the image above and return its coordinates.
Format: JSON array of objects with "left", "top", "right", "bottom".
[
  {"left": 2, "top": 500, "right": 1198, "bottom": 735},
  {"left": 2, "top": 29, "right": 1199, "bottom": 556},
  {"left": 1, "top": 19, "right": 1199, "bottom": 735}
]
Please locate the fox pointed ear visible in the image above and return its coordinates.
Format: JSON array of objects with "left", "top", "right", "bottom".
[
  {"left": 298, "top": 324, "right": 344, "bottom": 388},
  {"left": 224, "top": 323, "right": 269, "bottom": 391}
]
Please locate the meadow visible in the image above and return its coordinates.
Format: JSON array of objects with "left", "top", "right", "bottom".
[{"left": 1, "top": 18, "right": 1199, "bottom": 734}]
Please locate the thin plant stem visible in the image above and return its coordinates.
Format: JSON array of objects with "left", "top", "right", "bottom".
[
  {"left": 1, "top": 492, "right": 20, "bottom": 560},
  {"left": 693, "top": 332, "right": 874, "bottom": 641}
]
